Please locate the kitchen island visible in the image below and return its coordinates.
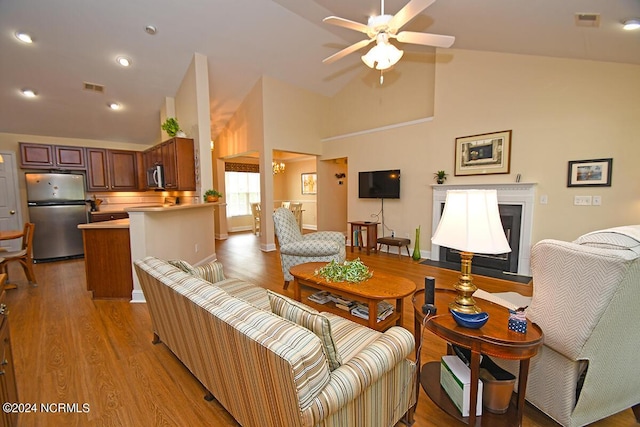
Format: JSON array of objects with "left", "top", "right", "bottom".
[{"left": 79, "top": 219, "right": 133, "bottom": 299}]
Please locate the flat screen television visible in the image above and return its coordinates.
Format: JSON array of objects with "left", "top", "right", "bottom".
[{"left": 358, "top": 169, "right": 400, "bottom": 199}]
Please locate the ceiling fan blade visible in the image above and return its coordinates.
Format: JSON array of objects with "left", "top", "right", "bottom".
[
  {"left": 388, "top": 0, "right": 436, "bottom": 30},
  {"left": 323, "top": 16, "right": 370, "bottom": 34},
  {"left": 396, "top": 31, "right": 455, "bottom": 48},
  {"left": 322, "top": 39, "right": 373, "bottom": 64}
]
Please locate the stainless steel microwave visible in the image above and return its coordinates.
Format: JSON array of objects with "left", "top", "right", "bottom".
[{"left": 147, "top": 164, "right": 165, "bottom": 190}]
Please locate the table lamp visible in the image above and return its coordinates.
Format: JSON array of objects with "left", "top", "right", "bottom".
[{"left": 431, "top": 189, "right": 511, "bottom": 314}]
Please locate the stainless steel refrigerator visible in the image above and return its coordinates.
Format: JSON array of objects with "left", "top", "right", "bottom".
[{"left": 26, "top": 173, "right": 88, "bottom": 262}]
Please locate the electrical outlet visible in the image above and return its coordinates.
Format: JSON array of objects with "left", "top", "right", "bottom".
[
  {"left": 540, "top": 195, "right": 548, "bottom": 204},
  {"left": 593, "top": 195, "right": 602, "bottom": 206},
  {"left": 574, "top": 196, "right": 592, "bottom": 206}
]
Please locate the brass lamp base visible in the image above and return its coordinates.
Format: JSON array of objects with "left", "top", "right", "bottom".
[{"left": 448, "top": 251, "right": 482, "bottom": 314}]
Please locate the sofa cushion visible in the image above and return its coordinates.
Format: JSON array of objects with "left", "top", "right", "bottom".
[
  {"left": 322, "top": 312, "right": 381, "bottom": 363},
  {"left": 214, "top": 278, "right": 270, "bottom": 311},
  {"left": 267, "top": 290, "right": 342, "bottom": 371}
]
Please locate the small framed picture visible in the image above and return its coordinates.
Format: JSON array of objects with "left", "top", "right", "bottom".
[
  {"left": 301, "top": 173, "right": 317, "bottom": 195},
  {"left": 455, "top": 130, "right": 512, "bottom": 176},
  {"left": 567, "top": 158, "right": 613, "bottom": 187}
]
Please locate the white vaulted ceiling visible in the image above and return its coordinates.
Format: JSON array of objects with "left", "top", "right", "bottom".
[{"left": 1, "top": 0, "right": 639, "bottom": 145}]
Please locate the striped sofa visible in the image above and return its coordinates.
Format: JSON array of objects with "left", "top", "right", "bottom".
[{"left": 134, "top": 256, "right": 416, "bottom": 427}]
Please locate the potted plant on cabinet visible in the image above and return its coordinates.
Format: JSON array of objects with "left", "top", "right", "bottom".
[
  {"left": 203, "top": 189, "right": 222, "bottom": 202},
  {"left": 161, "top": 117, "right": 183, "bottom": 137},
  {"left": 434, "top": 170, "right": 448, "bottom": 184}
]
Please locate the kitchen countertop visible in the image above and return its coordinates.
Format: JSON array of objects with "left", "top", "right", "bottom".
[
  {"left": 78, "top": 219, "right": 129, "bottom": 229},
  {"left": 125, "top": 203, "right": 218, "bottom": 213}
]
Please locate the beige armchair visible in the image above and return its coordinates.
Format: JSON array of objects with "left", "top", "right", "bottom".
[
  {"left": 495, "top": 225, "right": 640, "bottom": 427},
  {"left": 273, "top": 207, "right": 345, "bottom": 289}
]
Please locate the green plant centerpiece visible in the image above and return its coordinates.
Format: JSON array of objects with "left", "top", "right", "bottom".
[
  {"left": 314, "top": 258, "right": 373, "bottom": 283},
  {"left": 434, "top": 170, "right": 448, "bottom": 184},
  {"left": 203, "top": 189, "right": 222, "bottom": 202},
  {"left": 161, "top": 117, "right": 181, "bottom": 137}
]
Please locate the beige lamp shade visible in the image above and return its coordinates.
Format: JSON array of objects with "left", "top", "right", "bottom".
[{"left": 432, "top": 189, "right": 511, "bottom": 255}]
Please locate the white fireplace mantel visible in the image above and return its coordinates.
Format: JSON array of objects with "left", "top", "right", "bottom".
[{"left": 431, "top": 183, "right": 536, "bottom": 276}]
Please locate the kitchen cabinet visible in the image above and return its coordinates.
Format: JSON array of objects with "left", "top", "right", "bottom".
[
  {"left": 143, "top": 137, "right": 195, "bottom": 190},
  {"left": 80, "top": 224, "right": 133, "bottom": 299},
  {"left": 87, "top": 149, "right": 140, "bottom": 191},
  {"left": 163, "top": 137, "right": 195, "bottom": 190},
  {"left": 19, "top": 142, "right": 86, "bottom": 170},
  {"left": 0, "top": 277, "right": 18, "bottom": 427}
]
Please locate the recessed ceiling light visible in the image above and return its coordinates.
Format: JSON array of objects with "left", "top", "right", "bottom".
[
  {"left": 21, "top": 88, "right": 37, "bottom": 97},
  {"left": 145, "top": 25, "right": 157, "bottom": 35},
  {"left": 108, "top": 102, "right": 121, "bottom": 110},
  {"left": 116, "top": 56, "right": 131, "bottom": 67},
  {"left": 15, "top": 32, "right": 33, "bottom": 43},
  {"left": 623, "top": 19, "right": 640, "bottom": 30}
]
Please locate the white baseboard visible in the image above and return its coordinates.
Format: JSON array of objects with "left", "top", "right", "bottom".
[{"left": 130, "top": 289, "right": 146, "bottom": 303}]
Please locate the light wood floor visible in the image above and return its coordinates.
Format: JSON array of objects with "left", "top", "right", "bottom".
[{"left": 4, "top": 232, "right": 637, "bottom": 426}]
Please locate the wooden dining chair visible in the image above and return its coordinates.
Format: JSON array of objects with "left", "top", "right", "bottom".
[
  {"left": 250, "top": 202, "right": 261, "bottom": 235},
  {"left": 0, "top": 222, "right": 37, "bottom": 286},
  {"left": 289, "top": 202, "right": 303, "bottom": 232}
]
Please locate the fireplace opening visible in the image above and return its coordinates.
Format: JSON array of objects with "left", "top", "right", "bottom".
[{"left": 438, "top": 204, "right": 522, "bottom": 275}]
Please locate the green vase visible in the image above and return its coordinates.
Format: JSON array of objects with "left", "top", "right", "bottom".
[{"left": 412, "top": 226, "right": 421, "bottom": 261}]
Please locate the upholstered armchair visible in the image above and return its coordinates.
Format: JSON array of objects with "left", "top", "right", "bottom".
[
  {"left": 495, "top": 225, "right": 640, "bottom": 427},
  {"left": 273, "top": 207, "right": 345, "bottom": 289}
]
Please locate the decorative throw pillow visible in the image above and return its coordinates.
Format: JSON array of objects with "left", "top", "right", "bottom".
[
  {"left": 267, "top": 290, "right": 342, "bottom": 371},
  {"left": 167, "top": 259, "right": 197, "bottom": 275},
  {"left": 168, "top": 259, "right": 226, "bottom": 284},
  {"left": 192, "top": 261, "right": 226, "bottom": 284}
]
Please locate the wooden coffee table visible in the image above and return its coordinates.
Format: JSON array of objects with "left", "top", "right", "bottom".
[
  {"left": 290, "top": 262, "right": 416, "bottom": 331},
  {"left": 413, "top": 288, "right": 543, "bottom": 427}
]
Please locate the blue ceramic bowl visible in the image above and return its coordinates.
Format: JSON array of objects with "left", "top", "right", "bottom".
[{"left": 450, "top": 310, "right": 489, "bottom": 329}]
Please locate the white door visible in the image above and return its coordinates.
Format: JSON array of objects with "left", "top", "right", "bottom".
[{"left": 0, "top": 152, "right": 23, "bottom": 251}]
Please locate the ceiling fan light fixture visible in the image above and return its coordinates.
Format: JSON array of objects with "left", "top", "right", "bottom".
[
  {"left": 623, "top": 19, "right": 640, "bottom": 30},
  {"left": 362, "top": 36, "right": 404, "bottom": 70}
]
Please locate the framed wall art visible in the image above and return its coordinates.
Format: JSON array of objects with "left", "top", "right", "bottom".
[
  {"left": 454, "top": 130, "right": 512, "bottom": 176},
  {"left": 301, "top": 173, "right": 317, "bottom": 195},
  {"left": 567, "top": 158, "right": 612, "bottom": 187}
]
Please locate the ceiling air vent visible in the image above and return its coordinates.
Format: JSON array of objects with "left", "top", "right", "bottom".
[
  {"left": 575, "top": 13, "right": 600, "bottom": 28},
  {"left": 83, "top": 82, "right": 105, "bottom": 93}
]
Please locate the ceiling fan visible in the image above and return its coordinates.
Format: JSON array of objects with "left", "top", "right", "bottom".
[{"left": 322, "top": 0, "right": 455, "bottom": 71}]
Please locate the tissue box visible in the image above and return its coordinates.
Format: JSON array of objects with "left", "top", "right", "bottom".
[
  {"left": 440, "top": 355, "right": 483, "bottom": 417},
  {"left": 508, "top": 310, "right": 527, "bottom": 333}
]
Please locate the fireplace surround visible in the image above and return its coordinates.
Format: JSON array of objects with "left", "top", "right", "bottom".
[{"left": 431, "top": 183, "right": 536, "bottom": 276}]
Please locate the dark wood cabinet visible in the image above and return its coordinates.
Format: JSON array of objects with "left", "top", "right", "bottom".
[
  {"left": 19, "top": 142, "right": 86, "bottom": 170},
  {"left": 143, "top": 137, "right": 195, "bottom": 190},
  {"left": 54, "top": 145, "right": 86, "bottom": 169},
  {"left": 87, "top": 148, "right": 139, "bottom": 192},
  {"left": 0, "top": 285, "right": 18, "bottom": 427},
  {"left": 163, "top": 138, "right": 195, "bottom": 190}
]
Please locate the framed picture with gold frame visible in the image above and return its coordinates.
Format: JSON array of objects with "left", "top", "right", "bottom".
[
  {"left": 301, "top": 173, "right": 317, "bottom": 195},
  {"left": 454, "top": 130, "right": 512, "bottom": 176}
]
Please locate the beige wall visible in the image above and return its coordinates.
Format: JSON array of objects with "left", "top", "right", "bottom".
[{"left": 321, "top": 49, "right": 640, "bottom": 249}]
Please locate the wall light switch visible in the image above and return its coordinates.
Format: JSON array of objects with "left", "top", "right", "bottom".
[
  {"left": 574, "top": 196, "right": 592, "bottom": 206},
  {"left": 540, "top": 195, "right": 548, "bottom": 204},
  {"left": 593, "top": 196, "right": 602, "bottom": 206}
]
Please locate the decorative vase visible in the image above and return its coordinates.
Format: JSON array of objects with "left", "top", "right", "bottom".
[
  {"left": 206, "top": 196, "right": 219, "bottom": 203},
  {"left": 412, "top": 226, "right": 421, "bottom": 261},
  {"left": 437, "top": 178, "right": 445, "bottom": 184},
  {"left": 176, "top": 130, "right": 187, "bottom": 137}
]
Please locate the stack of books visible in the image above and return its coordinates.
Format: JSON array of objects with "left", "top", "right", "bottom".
[
  {"left": 308, "top": 291, "right": 331, "bottom": 304},
  {"left": 334, "top": 296, "right": 357, "bottom": 311},
  {"left": 350, "top": 301, "right": 395, "bottom": 322}
]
